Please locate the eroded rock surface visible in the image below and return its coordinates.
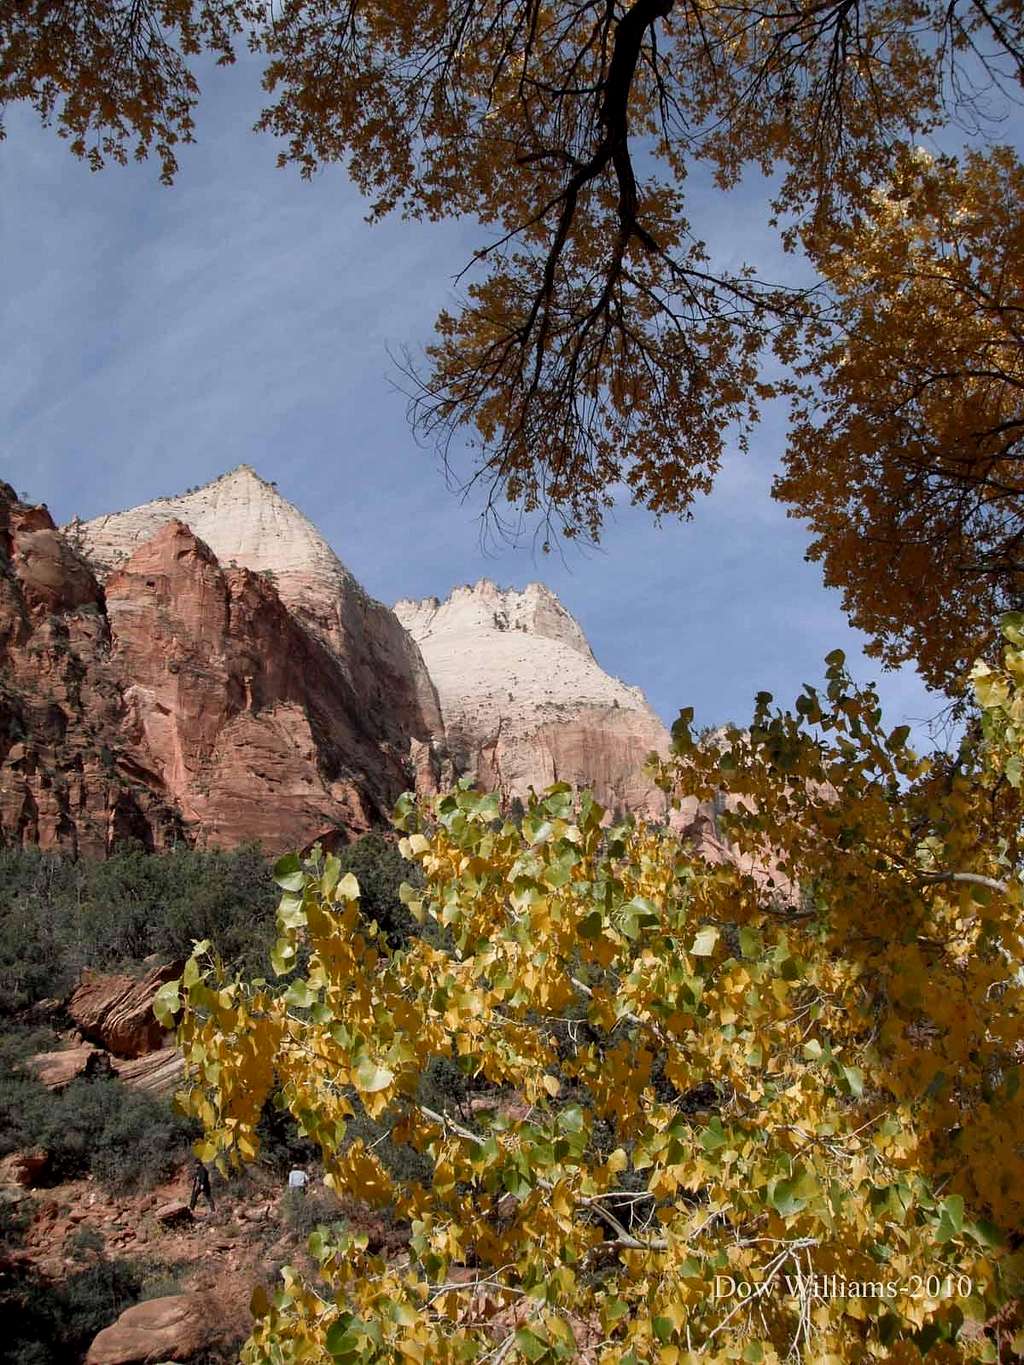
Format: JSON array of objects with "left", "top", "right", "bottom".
[
  {"left": 3, "top": 466, "right": 714, "bottom": 853},
  {"left": 0, "top": 473, "right": 444, "bottom": 853},
  {"left": 68, "top": 961, "right": 180, "bottom": 1058},
  {"left": 395, "top": 580, "right": 674, "bottom": 820},
  {"left": 0, "top": 482, "right": 184, "bottom": 856},
  {"left": 84, "top": 1292, "right": 228, "bottom": 1364},
  {"left": 73, "top": 464, "right": 443, "bottom": 763},
  {"left": 102, "top": 519, "right": 416, "bottom": 848}
]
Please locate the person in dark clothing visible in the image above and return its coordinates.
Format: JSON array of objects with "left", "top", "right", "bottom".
[{"left": 188, "top": 1158, "right": 215, "bottom": 1213}]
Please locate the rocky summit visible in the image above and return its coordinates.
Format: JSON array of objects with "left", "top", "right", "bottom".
[
  {"left": 395, "top": 580, "right": 674, "bottom": 821},
  {"left": 0, "top": 466, "right": 679, "bottom": 855}
]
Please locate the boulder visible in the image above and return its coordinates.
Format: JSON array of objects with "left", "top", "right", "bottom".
[
  {"left": 154, "top": 1201, "right": 193, "bottom": 1228},
  {"left": 0, "top": 1150, "right": 49, "bottom": 1187},
  {"left": 69, "top": 962, "right": 179, "bottom": 1058},
  {"left": 113, "top": 1047, "right": 185, "bottom": 1095},
  {"left": 25, "top": 1044, "right": 105, "bottom": 1090},
  {"left": 84, "top": 1292, "right": 225, "bottom": 1364}
]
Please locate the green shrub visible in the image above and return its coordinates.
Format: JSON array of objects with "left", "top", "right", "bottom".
[
  {"left": 68, "top": 1224, "right": 105, "bottom": 1261},
  {"left": 0, "top": 843, "right": 280, "bottom": 1013},
  {"left": 1, "top": 1255, "right": 160, "bottom": 1365},
  {"left": 281, "top": 1186, "right": 346, "bottom": 1242},
  {"left": 0, "top": 833, "right": 419, "bottom": 1016},
  {"left": 0, "top": 1068, "right": 197, "bottom": 1191},
  {"left": 335, "top": 832, "right": 420, "bottom": 947}
]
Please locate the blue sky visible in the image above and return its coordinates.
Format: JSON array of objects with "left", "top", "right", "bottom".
[{"left": 1, "top": 52, "right": 946, "bottom": 738}]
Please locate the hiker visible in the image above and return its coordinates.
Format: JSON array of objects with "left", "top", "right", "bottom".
[
  {"left": 189, "top": 1158, "right": 215, "bottom": 1213},
  {"left": 287, "top": 1167, "right": 308, "bottom": 1195}
]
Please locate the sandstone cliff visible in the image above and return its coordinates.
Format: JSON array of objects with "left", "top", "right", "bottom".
[
  {"left": 0, "top": 477, "right": 442, "bottom": 855},
  {"left": 395, "top": 580, "right": 674, "bottom": 821},
  {"left": 3, "top": 466, "right": 704, "bottom": 853},
  {"left": 102, "top": 519, "right": 416, "bottom": 848},
  {"left": 0, "top": 482, "right": 183, "bottom": 857},
  {"left": 71, "top": 466, "right": 443, "bottom": 763}
]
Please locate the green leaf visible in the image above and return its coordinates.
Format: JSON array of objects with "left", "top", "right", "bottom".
[
  {"left": 283, "top": 978, "right": 317, "bottom": 1009},
  {"left": 152, "top": 980, "right": 181, "bottom": 1028},
  {"left": 944, "top": 1195, "right": 966, "bottom": 1239},
  {"left": 841, "top": 1065, "right": 864, "bottom": 1098},
  {"left": 320, "top": 854, "right": 341, "bottom": 899},
  {"left": 626, "top": 896, "right": 660, "bottom": 928},
  {"left": 354, "top": 1057, "right": 394, "bottom": 1093},
  {"left": 700, "top": 1117, "right": 727, "bottom": 1153},
  {"left": 336, "top": 872, "right": 360, "bottom": 902},
  {"left": 770, "top": 1179, "right": 807, "bottom": 1217},
  {"left": 691, "top": 926, "right": 720, "bottom": 957},
  {"left": 557, "top": 1105, "right": 584, "bottom": 1134},
  {"left": 601, "top": 1298, "right": 630, "bottom": 1326},
  {"left": 270, "top": 941, "right": 295, "bottom": 977},
  {"left": 515, "top": 1328, "right": 549, "bottom": 1362},
  {"left": 738, "top": 926, "right": 762, "bottom": 959},
  {"left": 965, "top": 1218, "right": 1005, "bottom": 1249},
  {"left": 277, "top": 894, "right": 307, "bottom": 930},
  {"left": 273, "top": 853, "right": 305, "bottom": 893},
  {"left": 325, "top": 1314, "right": 360, "bottom": 1360},
  {"left": 652, "top": 1316, "right": 674, "bottom": 1345}
]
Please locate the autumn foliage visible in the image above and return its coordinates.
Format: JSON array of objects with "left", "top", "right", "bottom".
[
  {"left": 779, "top": 148, "right": 1024, "bottom": 692},
  {"left": 153, "top": 619, "right": 1024, "bottom": 1363},
  {"left": 4, "top": 0, "right": 1024, "bottom": 678}
]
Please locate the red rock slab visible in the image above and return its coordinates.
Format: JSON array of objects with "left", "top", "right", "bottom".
[{"left": 84, "top": 1292, "right": 224, "bottom": 1364}]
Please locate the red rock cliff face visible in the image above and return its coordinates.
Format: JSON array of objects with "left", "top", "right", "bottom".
[
  {"left": 0, "top": 483, "right": 435, "bottom": 856},
  {"left": 0, "top": 484, "right": 183, "bottom": 857},
  {"left": 104, "top": 520, "right": 413, "bottom": 850},
  {"left": 73, "top": 465, "right": 443, "bottom": 767}
]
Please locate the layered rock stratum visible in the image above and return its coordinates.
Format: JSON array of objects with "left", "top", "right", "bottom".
[
  {"left": 0, "top": 482, "right": 184, "bottom": 856},
  {"left": 0, "top": 465, "right": 688, "bottom": 853},
  {"left": 395, "top": 580, "right": 674, "bottom": 821},
  {"left": 72, "top": 465, "right": 443, "bottom": 765},
  {"left": 0, "top": 473, "right": 443, "bottom": 854}
]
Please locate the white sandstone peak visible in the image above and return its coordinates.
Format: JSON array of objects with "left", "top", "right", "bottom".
[
  {"left": 395, "top": 577, "right": 671, "bottom": 816},
  {"left": 396, "top": 577, "right": 595, "bottom": 662},
  {"left": 70, "top": 469, "right": 445, "bottom": 749},
  {"left": 71, "top": 465, "right": 358, "bottom": 597}
]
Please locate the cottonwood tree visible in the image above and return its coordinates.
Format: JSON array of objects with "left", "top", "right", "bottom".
[
  {"left": 778, "top": 145, "right": 1024, "bottom": 693},
  {"left": 158, "top": 618, "right": 1024, "bottom": 1362},
  {"left": 4, "top": 1, "right": 1024, "bottom": 683}
]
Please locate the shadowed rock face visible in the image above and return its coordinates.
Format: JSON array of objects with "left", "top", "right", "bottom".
[
  {"left": 0, "top": 482, "right": 184, "bottom": 857},
  {"left": 395, "top": 579, "right": 675, "bottom": 821},
  {"left": 72, "top": 464, "right": 443, "bottom": 756},
  {"left": 0, "top": 479, "right": 439, "bottom": 855},
  {"left": 103, "top": 519, "right": 416, "bottom": 849}
]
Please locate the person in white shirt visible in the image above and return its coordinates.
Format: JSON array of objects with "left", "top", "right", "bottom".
[{"left": 287, "top": 1168, "right": 308, "bottom": 1194}]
